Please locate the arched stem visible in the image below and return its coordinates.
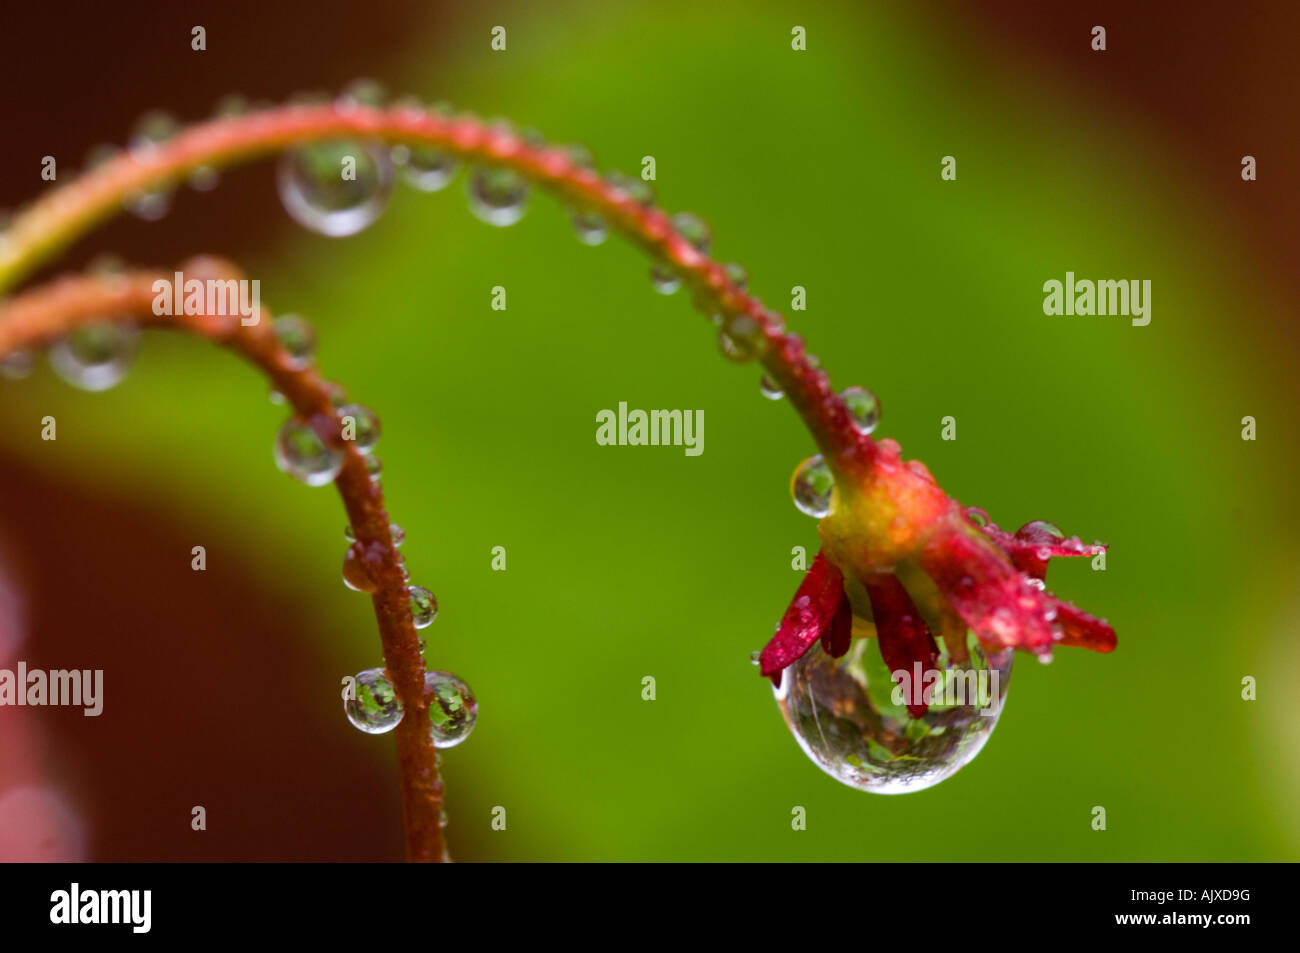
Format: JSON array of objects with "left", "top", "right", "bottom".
[
  {"left": 0, "top": 103, "right": 876, "bottom": 481},
  {"left": 0, "top": 260, "right": 445, "bottom": 861}
]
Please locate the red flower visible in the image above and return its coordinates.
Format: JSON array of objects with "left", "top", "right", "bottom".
[{"left": 759, "top": 440, "right": 1115, "bottom": 715}]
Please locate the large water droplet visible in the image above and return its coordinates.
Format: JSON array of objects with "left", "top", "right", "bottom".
[
  {"left": 425, "top": 671, "right": 477, "bottom": 748},
  {"left": 277, "top": 140, "right": 393, "bottom": 237},
  {"left": 339, "top": 403, "right": 381, "bottom": 452},
  {"left": 274, "top": 417, "right": 343, "bottom": 486},
  {"left": 759, "top": 375, "right": 784, "bottom": 400},
  {"left": 49, "top": 323, "right": 139, "bottom": 391},
  {"left": 345, "top": 668, "right": 404, "bottom": 734},
  {"left": 467, "top": 166, "right": 529, "bottom": 226},
  {"left": 272, "top": 314, "right": 316, "bottom": 368},
  {"left": 775, "top": 633, "right": 1012, "bottom": 793},
  {"left": 408, "top": 586, "right": 438, "bottom": 628},
  {"left": 791, "top": 454, "right": 834, "bottom": 518},
  {"left": 1022, "top": 520, "right": 1065, "bottom": 540},
  {"left": 841, "top": 386, "right": 881, "bottom": 434}
]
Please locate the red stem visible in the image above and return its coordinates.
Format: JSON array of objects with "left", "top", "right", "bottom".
[{"left": 0, "top": 260, "right": 444, "bottom": 861}]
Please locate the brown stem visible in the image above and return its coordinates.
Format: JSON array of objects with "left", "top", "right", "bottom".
[{"left": 0, "top": 258, "right": 444, "bottom": 861}]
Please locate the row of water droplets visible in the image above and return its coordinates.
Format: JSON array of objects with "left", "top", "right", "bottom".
[{"left": 261, "top": 309, "right": 478, "bottom": 749}]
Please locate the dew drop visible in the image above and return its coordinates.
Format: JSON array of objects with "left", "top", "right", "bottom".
[
  {"left": 49, "top": 323, "right": 139, "bottom": 391},
  {"left": 467, "top": 166, "right": 529, "bottom": 226},
  {"left": 124, "top": 112, "right": 178, "bottom": 221},
  {"left": 345, "top": 668, "right": 404, "bottom": 734},
  {"left": 759, "top": 375, "right": 784, "bottom": 400},
  {"left": 724, "top": 262, "right": 749, "bottom": 290},
  {"left": 841, "top": 386, "right": 881, "bottom": 434},
  {"left": 277, "top": 140, "right": 393, "bottom": 237},
  {"left": 389, "top": 524, "right": 405, "bottom": 546},
  {"left": 365, "top": 455, "right": 383, "bottom": 481},
  {"left": 791, "top": 454, "right": 835, "bottom": 518},
  {"left": 775, "top": 634, "right": 1012, "bottom": 793},
  {"left": 342, "top": 544, "right": 378, "bottom": 593},
  {"left": 1, "top": 350, "right": 35, "bottom": 381},
  {"left": 408, "top": 585, "right": 438, "bottom": 628},
  {"left": 337, "top": 78, "right": 386, "bottom": 110},
  {"left": 571, "top": 208, "right": 608, "bottom": 246},
  {"left": 1023, "top": 520, "right": 1065, "bottom": 540},
  {"left": 272, "top": 314, "right": 316, "bottom": 368},
  {"left": 392, "top": 143, "right": 460, "bottom": 192},
  {"left": 671, "top": 212, "right": 711, "bottom": 253},
  {"left": 268, "top": 388, "right": 287, "bottom": 406},
  {"left": 425, "top": 671, "right": 477, "bottom": 748},
  {"left": 650, "top": 265, "right": 680, "bottom": 295},
  {"left": 605, "top": 170, "right": 654, "bottom": 205},
  {"left": 750, "top": 650, "right": 762, "bottom": 665},
  {"left": 274, "top": 417, "right": 343, "bottom": 487},
  {"left": 344, "top": 526, "right": 356, "bottom": 543},
  {"left": 717, "top": 315, "right": 761, "bottom": 364},
  {"left": 339, "top": 402, "right": 381, "bottom": 452}
]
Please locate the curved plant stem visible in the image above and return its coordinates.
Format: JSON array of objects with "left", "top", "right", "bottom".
[
  {"left": 0, "top": 103, "right": 877, "bottom": 483},
  {"left": 0, "top": 259, "right": 444, "bottom": 862}
]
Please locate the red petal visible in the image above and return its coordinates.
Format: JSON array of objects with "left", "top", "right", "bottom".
[
  {"left": 864, "top": 574, "right": 938, "bottom": 718},
  {"left": 1052, "top": 600, "right": 1117, "bottom": 653},
  {"left": 759, "top": 551, "right": 846, "bottom": 682},
  {"left": 969, "top": 511, "right": 1106, "bottom": 580},
  {"left": 920, "top": 524, "right": 1057, "bottom": 656},
  {"left": 820, "top": 593, "right": 853, "bottom": 660}
]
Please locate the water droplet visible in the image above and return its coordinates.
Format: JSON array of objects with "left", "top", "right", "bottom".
[
  {"left": 129, "top": 110, "right": 178, "bottom": 156},
  {"left": 344, "top": 526, "right": 356, "bottom": 543},
  {"left": 775, "top": 635, "right": 1012, "bottom": 793},
  {"left": 724, "top": 263, "right": 748, "bottom": 290},
  {"left": 967, "top": 508, "right": 989, "bottom": 528},
  {"left": 389, "top": 524, "right": 405, "bottom": 546},
  {"left": 392, "top": 143, "right": 459, "bottom": 192},
  {"left": 791, "top": 454, "right": 834, "bottom": 518},
  {"left": 365, "top": 455, "right": 383, "bottom": 480},
  {"left": 750, "top": 650, "right": 762, "bottom": 665},
  {"left": 337, "top": 78, "right": 386, "bottom": 110},
  {"left": 1, "top": 350, "right": 35, "bottom": 381},
  {"left": 425, "top": 671, "right": 477, "bottom": 748},
  {"left": 466, "top": 166, "right": 529, "bottom": 226},
  {"left": 268, "top": 388, "right": 287, "bottom": 405},
  {"left": 124, "top": 112, "right": 178, "bottom": 221},
  {"left": 571, "top": 209, "right": 608, "bottom": 246},
  {"left": 1023, "top": 520, "right": 1065, "bottom": 540},
  {"left": 274, "top": 417, "right": 343, "bottom": 486},
  {"left": 563, "top": 144, "right": 595, "bottom": 169},
  {"left": 345, "top": 668, "right": 404, "bottom": 734},
  {"left": 339, "top": 403, "right": 381, "bottom": 452},
  {"left": 277, "top": 140, "right": 393, "bottom": 237},
  {"left": 671, "top": 212, "right": 711, "bottom": 253},
  {"left": 650, "top": 265, "right": 680, "bottom": 295},
  {"left": 342, "top": 544, "right": 378, "bottom": 593},
  {"left": 717, "top": 315, "right": 761, "bottom": 364},
  {"left": 214, "top": 94, "right": 249, "bottom": 119},
  {"left": 49, "top": 323, "right": 139, "bottom": 391},
  {"left": 759, "top": 375, "right": 784, "bottom": 400},
  {"left": 841, "top": 386, "right": 880, "bottom": 434},
  {"left": 408, "top": 586, "right": 438, "bottom": 628},
  {"left": 272, "top": 314, "right": 316, "bottom": 368},
  {"left": 605, "top": 170, "right": 653, "bottom": 205}
]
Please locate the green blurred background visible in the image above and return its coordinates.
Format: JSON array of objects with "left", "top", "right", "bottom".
[{"left": 0, "top": 0, "right": 1296, "bottom": 860}]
